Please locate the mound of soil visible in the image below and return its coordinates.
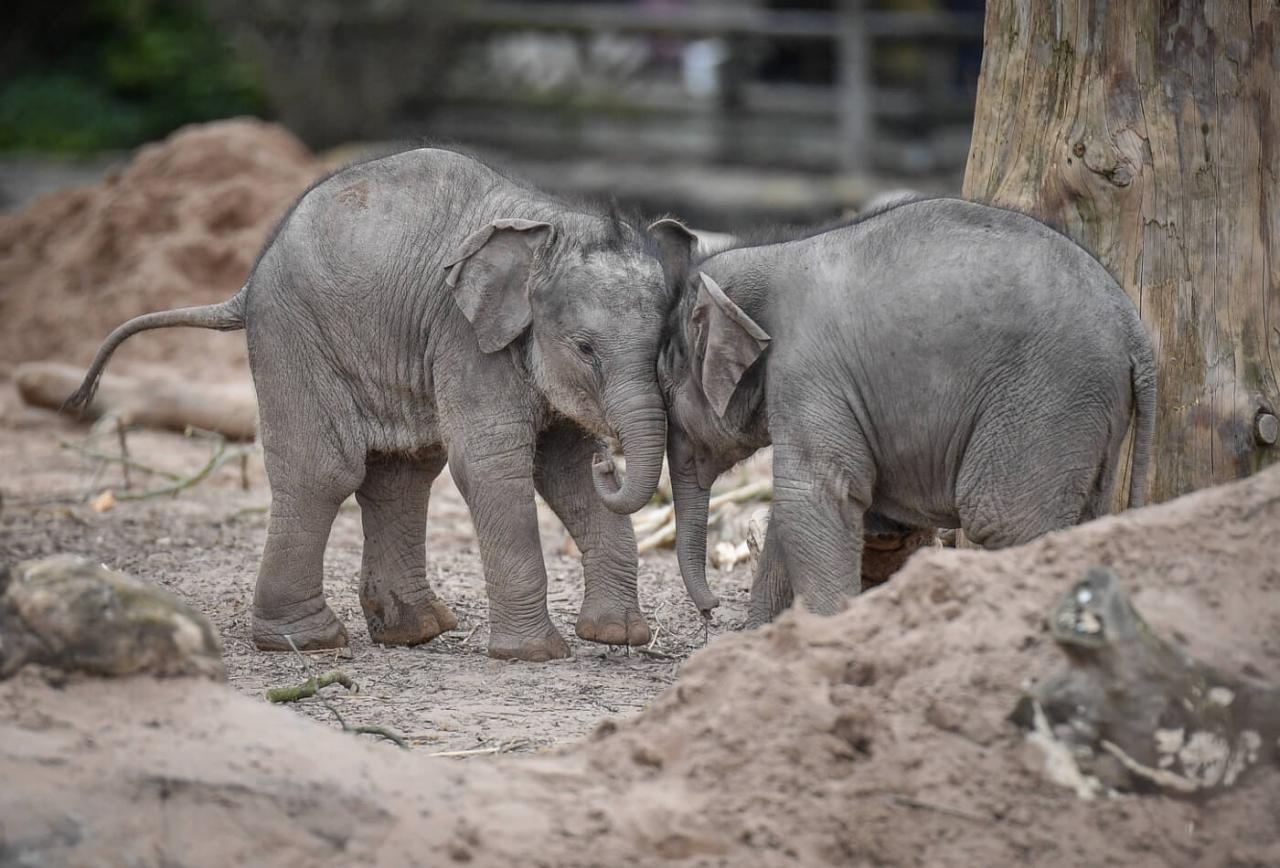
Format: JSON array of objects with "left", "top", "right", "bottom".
[
  {"left": 3, "top": 465, "right": 1276, "bottom": 867},
  {"left": 0, "top": 119, "right": 322, "bottom": 381}
]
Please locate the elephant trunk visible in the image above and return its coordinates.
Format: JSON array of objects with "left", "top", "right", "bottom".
[
  {"left": 592, "top": 379, "right": 667, "bottom": 515},
  {"left": 667, "top": 428, "right": 720, "bottom": 616}
]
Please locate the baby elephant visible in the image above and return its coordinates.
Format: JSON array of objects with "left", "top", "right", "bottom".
[
  {"left": 67, "top": 148, "right": 671, "bottom": 661},
  {"left": 653, "top": 198, "right": 1156, "bottom": 624}
]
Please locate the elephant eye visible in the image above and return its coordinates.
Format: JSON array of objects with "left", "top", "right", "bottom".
[{"left": 575, "top": 340, "right": 595, "bottom": 358}]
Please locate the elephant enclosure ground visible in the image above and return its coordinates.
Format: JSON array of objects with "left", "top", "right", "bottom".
[
  {"left": 2, "top": 119, "right": 1278, "bottom": 866},
  {"left": 3, "top": 416, "right": 1279, "bottom": 866},
  {"left": 0, "top": 403, "right": 738, "bottom": 751}
]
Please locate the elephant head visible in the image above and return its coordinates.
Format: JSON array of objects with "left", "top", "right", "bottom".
[
  {"left": 444, "top": 214, "right": 671, "bottom": 514},
  {"left": 651, "top": 221, "right": 772, "bottom": 615}
]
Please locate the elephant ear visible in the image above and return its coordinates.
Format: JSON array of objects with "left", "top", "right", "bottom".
[
  {"left": 693, "top": 272, "right": 770, "bottom": 418},
  {"left": 444, "top": 218, "right": 555, "bottom": 353},
  {"left": 648, "top": 217, "right": 698, "bottom": 284}
]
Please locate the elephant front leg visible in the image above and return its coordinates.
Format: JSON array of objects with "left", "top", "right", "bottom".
[
  {"left": 356, "top": 450, "right": 458, "bottom": 646},
  {"left": 450, "top": 431, "right": 570, "bottom": 662},
  {"left": 768, "top": 425, "right": 870, "bottom": 616},
  {"left": 535, "top": 424, "right": 650, "bottom": 646},
  {"left": 746, "top": 509, "right": 793, "bottom": 627},
  {"left": 252, "top": 476, "right": 359, "bottom": 652}
]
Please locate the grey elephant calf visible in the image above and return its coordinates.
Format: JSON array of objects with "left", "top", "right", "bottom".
[
  {"left": 67, "top": 148, "right": 671, "bottom": 661},
  {"left": 652, "top": 198, "right": 1156, "bottom": 623}
]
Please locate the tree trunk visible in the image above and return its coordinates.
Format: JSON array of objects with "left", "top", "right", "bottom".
[{"left": 963, "top": 1, "right": 1279, "bottom": 506}]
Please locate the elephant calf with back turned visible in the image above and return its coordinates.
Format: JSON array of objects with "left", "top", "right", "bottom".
[
  {"left": 652, "top": 198, "right": 1156, "bottom": 624},
  {"left": 67, "top": 148, "right": 672, "bottom": 661}
]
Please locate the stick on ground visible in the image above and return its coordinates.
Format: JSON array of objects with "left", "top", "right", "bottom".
[{"left": 265, "top": 670, "right": 355, "bottom": 703}]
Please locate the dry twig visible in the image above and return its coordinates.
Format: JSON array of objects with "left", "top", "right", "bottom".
[
  {"left": 427, "top": 739, "right": 530, "bottom": 759},
  {"left": 271, "top": 635, "right": 409, "bottom": 750},
  {"left": 888, "top": 794, "right": 992, "bottom": 824},
  {"left": 265, "top": 670, "right": 355, "bottom": 703},
  {"left": 635, "top": 480, "right": 771, "bottom": 554}
]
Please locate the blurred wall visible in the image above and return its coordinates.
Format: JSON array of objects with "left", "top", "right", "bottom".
[{"left": 202, "top": 0, "right": 462, "bottom": 147}]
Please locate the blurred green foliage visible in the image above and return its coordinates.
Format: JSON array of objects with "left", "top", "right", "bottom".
[{"left": 0, "top": 0, "right": 265, "bottom": 153}]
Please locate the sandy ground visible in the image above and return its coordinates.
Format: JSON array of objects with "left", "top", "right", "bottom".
[
  {"left": 2, "top": 454, "right": 1278, "bottom": 867},
  {"left": 0, "top": 383, "right": 759, "bottom": 753}
]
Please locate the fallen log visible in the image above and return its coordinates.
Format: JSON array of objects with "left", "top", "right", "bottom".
[{"left": 16, "top": 361, "right": 257, "bottom": 441}]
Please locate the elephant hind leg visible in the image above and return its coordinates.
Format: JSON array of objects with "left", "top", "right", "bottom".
[
  {"left": 957, "top": 434, "right": 1101, "bottom": 549},
  {"left": 356, "top": 449, "right": 458, "bottom": 646},
  {"left": 252, "top": 450, "right": 365, "bottom": 652}
]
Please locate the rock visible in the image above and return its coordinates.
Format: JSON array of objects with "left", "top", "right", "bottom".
[
  {"left": 1013, "top": 566, "right": 1279, "bottom": 798},
  {"left": 0, "top": 555, "right": 224, "bottom": 681}
]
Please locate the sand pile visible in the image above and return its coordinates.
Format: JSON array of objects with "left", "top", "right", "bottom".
[
  {"left": 3, "top": 465, "right": 1277, "bottom": 866},
  {"left": 585, "top": 466, "right": 1280, "bottom": 866},
  {"left": 0, "top": 119, "right": 322, "bottom": 381}
]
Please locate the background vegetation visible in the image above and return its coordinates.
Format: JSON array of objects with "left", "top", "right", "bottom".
[{"left": 0, "top": 0, "right": 264, "bottom": 152}]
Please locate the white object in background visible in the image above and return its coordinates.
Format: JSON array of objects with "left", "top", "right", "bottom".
[{"left": 682, "top": 38, "right": 729, "bottom": 98}]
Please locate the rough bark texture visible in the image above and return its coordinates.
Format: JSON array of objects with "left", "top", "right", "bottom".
[{"left": 963, "top": 1, "right": 1280, "bottom": 505}]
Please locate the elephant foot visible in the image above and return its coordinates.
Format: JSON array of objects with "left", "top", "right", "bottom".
[
  {"left": 488, "top": 622, "right": 571, "bottom": 662},
  {"left": 361, "top": 588, "right": 458, "bottom": 647},
  {"left": 576, "top": 599, "right": 651, "bottom": 646},
  {"left": 252, "top": 600, "right": 348, "bottom": 651},
  {"left": 744, "top": 606, "right": 771, "bottom": 630}
]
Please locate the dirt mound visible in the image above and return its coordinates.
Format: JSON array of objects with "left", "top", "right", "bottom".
[
  {"left": 587, "top": 465, "right": 1280, "bottom": 866},
  {"left": 3, "top": 466, "right": 1277, "bottom": 866},
  {"left": 0, "top": 119, "right": 322, "bottom": 382}
]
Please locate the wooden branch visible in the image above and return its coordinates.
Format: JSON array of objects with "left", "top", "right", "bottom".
[
  {"left": 636, "top": 481, "right": 772, "bottom": 555},
  {"left": 110, "top": 438, "right": 258, "bottom": 502},
  {"left": 709, "top": 480, "right": 772, "bottom": 511},
  {"left": 272, "top": 636, "right": 410, "bottom": 750},
  {"left": 56, "top": 437, "right": 185, "bottom": 482},
  {"left": 636, "top": 520, "right": 677, "bottom": 555},
  {"left": 426, "top": 739, "right": 531, "bottom": 759},
  {"left": 888, "top": 794, "right": 992, "bottom": 824},
  {"left": 16, "top": 362, "right": 257, "bottom": 441},
  {"left": 265, "top": 670, "right": 355, "bottom": 703},
  {"left": 351, "top": 725, "right": 409, "bottom": 749}
]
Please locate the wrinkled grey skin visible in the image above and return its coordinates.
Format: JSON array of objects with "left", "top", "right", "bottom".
[
  {"left": 654, "top": 199, "right": 1156, "bottom": 624},
  {"left": 66, "top": 148, "right": 671, "bottom": 661}
]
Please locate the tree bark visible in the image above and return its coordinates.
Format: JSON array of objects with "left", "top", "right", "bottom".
[{"left": 963, "top": 1, "right": 1279, "bottom": 506}]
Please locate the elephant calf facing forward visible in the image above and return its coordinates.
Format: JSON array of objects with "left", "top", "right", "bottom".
[
  {"left": 653, "top": 198, "right": 1156, "bottom": 623},
  {"left": 67, "top": 148, "right": 672, "bottom": 661}
]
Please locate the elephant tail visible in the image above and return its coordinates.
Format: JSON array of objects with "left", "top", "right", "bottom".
[
  {"left": 1126, "top": 331, "right": 1157, "bottom": 510},
  {"left": 62, "top": 284, "right": 248, "bottom": 414}
]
